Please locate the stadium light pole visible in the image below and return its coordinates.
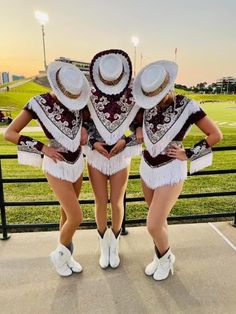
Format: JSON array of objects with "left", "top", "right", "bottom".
[
  {"left": 34, "top": 11, "right": 49, "bottom": 72},
  {"left": 131, "top": 36, "right": 139, "bottom": 77}
]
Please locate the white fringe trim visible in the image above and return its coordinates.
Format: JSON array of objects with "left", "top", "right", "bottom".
[
  {"left": 28, "top": 97, "right": 81, "bottom": 152},
  {"left": 83, "top": 145, "right": 140, "bottom": 175},
  {"left": 143, "top": 100, "right": 201, "bottom": 157},
  {"left": 140, "top": 156, "right": 187, "bottom": 189},
  {"left": 123, "top": 144, "right": 142, "bottom": 158},
  {"left": 190, "top": 152, "right": 213, "bottom": 174},
  {"left": 17, "top": 150, "right": 43, "bottom": 168},
  {"left": 88, "top": 100, "right": 139, "bottom": 145},
  {"left": 42, "top": 154, "right": 84, "bottom": 183}
]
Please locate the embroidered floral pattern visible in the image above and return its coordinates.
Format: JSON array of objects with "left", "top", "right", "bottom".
[
  {"left": 144, "top": 95, "right": 191, "bottom": 144},
  {"left": 48, "top": 139, "right": 68, "bottom": 153},
  {"left": 87, "top": 120, "right": 139, "bottom": 150},
  {"left": 18, "top": 135, "right": 43, "bottom": 154},
  {"left": 90, "top": 87, "right": 136, "bottom": 133},
  {"left": 48, "top": 139, "right": 82, "bottom": 163},
  {"left": 186, "top": 139, "right": 211, "bottom": 161},
  {"left": 34, "top": 95, "right": 82, "bottom": 140}
]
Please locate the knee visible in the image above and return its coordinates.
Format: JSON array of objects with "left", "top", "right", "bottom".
[
  {"left": 71, "top": 211, "right": 83, "bottom": 227},
  {"left": 110, "top": 200, "right": 123, "bottom": 212},
  {"left": 147, "top": 220, "right": 157, "bottom": 237},
  {"left": 147, "top": 217, "right": 167, "bottom": 236},
  {"left": 95, "top": 200, "right": 108, "bottom": 211},
  {"left": 60, "top": 207, "right": 67, "bottom": 220}
]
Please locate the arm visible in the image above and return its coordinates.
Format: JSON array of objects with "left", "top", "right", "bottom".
[
  {"left": 4, "top": 110, "right": 64, "bottom": 163},
  {"left": 167, "top": 117, "right": 223, "bottom": 161},
  {"left": 4, "top": 110, "right": 34, "bottom": 144},
  {"left": 194, "top": 116, "right": 223, "bottom": 147},
  {"left": 110, "top": 132, "right": 142, "bottom": 157},
  {"left": 109, "top": 110, "right": 144, "bottom": 156},
  {"left": 80, "top": 126, "right": 88, "bottom": 146},
  {"left": 130, "top": 109, "right": 144, "bottom": 144},
  {"left": 86, "top": 120, "right": 110, "bottom": 158},
  {"left": 80, "top": 106, "right": 90, "bottom": 145}
]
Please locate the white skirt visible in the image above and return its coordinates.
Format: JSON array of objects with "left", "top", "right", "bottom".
[
  {"left": 140, "top": 155, "right": 187, "bottom": 189},
  {"left": 83, "top": 145, "right": 141, "bottom": 176},
  {"left": 42, "top": 153, "right": 84, "bottom": 183}
]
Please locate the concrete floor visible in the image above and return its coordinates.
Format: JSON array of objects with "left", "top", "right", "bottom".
[{"left": 0, "top": 222, "right": 236, "bottom": 314}]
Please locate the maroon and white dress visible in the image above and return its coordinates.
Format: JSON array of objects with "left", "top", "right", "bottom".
[
  {"left": 18, "top": 93, "right": 84, "bottom": 182},
  {"left": 83, "top": 87, "right": 141, "bottom": 175},
  {"left": 140, "top": 94, "right": 211, "bottom": 189}
]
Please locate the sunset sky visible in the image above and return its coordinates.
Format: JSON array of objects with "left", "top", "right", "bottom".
[{"left": 1, "top": 0, "right": 236, "bottom": 86}]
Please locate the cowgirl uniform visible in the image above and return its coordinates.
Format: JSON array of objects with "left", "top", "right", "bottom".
[
  {"left": 83, "top": 49, "right": 141, "bottom": 176},
  {"left": 84, "top": 87, "right": 141, "bottom": 175},
  {"left": 140, "top": 94, "right": 212, "bottom": 189},
  {"left": 18, "top": 93, "right": 84, "bottom": 182}
]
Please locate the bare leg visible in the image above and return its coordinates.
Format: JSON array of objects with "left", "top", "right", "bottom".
[
  {"left": 59, "top": 206, "right": 67, "bottom": 230},
  {"left": 46, "top": 173, "right": 83, "bottom": 246},
  {"left": 59, "top": 176, "right": 83, "bottom": 230},
  {"left": 88, "top": 165, "right": 108, "bottom": 234},
  {"left": 147, "top": 182, "right": 184, "bottom": 255},
  {"left": 141, "top": 179, "right": 154, "bottom": 207},
  {"left": 110, "top": 167, "right": 129, "bottom": 234}
]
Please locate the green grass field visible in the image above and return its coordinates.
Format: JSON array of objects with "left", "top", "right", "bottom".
[
  {"left": 0, "top": 82, "right": 235, "bottom": 118},
  {"left": 0, "top": 81, "right": 49, "bottom": 126},
  {"left": 0, "top": 78, "right": 28, "bottom": 89},
  {"left": 176, "top": 88, "right": 236, "bottom": 102},
  {"left": 0, "top": 82, "right": 235, "bottom": 226}
]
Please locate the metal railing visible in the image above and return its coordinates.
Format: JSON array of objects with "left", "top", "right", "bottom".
[{"left": 1, "top": 146, "right": 236, "bottom": 240}]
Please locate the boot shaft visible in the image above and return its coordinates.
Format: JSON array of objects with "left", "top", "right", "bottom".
[{"left": 53, "top": 243, "right": 72, "bottom": 268}]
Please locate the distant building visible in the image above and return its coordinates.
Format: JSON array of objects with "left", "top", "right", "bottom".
[
  {"left": 1, "top": 72, "right": 10, "bottom": 84},
  {"left": 216, "top": 76, "right": 236, "bottom": 86},
  {"left": 12, "top": 74, "right": 25, "bottom": 81},
  {"left": 0, "top": 72, "right": 25, "bottom": 85},
  {"left": 55, "top": 57, "right": 90, "bottom": 79},
  {"left": 215, "top": 76, "right": 236, "bottom": 93}
]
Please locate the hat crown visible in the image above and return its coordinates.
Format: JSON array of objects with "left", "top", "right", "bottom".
[
  {"left": 99, "top": 55, "right": 123, "bottom": 81},
  {"left": 141, "top": 65, "right": 167, "bottom": 93},
  {"left": 59, "top": 65, "right": 83, "bottom": 94}
]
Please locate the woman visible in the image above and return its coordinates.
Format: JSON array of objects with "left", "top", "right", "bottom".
[
  {"left": 83, "top": 49, "right": 141, "bottom": 269},
  {"left": 133, "top": 60, "right": 223, "bottom": 280},
  {"left": 4, "top": 61, "right": 90, "bottom": 277}
]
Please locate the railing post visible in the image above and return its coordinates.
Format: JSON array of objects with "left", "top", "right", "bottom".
[
  {"left": 0, "top": 159, "right": 10, "bottom": 240},
  {"left": 121, "top": 191, "right": 128, "bottom": 235},
  {"left": 233, "top": 212, "right": 236, "bottom": 228}
]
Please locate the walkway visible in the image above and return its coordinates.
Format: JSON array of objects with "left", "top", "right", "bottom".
[{"left": 0, "top": 222, "right": 235, "bottom": 314}]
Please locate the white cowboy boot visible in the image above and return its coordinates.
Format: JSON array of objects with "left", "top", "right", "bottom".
[
  {"left": 67, "top": 256, "right": 83, "bottom": 273},
  {"left": 145, "top": 253, "right": 159, "bottom": 276},
  {"left": 50, "top": 243, "right": 72, "bottom": 277},
  {"left": 153, "top": 248, "right": 175, "bottom": 281},
  {"left": 109, "top": 229, "right": 121, "bottom": 268},
  {"left": 66, "top": 242, "right": 83, "bottom": 273},
  {"left": 98, "top": 229, "right": 110, "bottom": 269}
]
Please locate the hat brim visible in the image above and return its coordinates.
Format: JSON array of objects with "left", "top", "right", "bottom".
[
  {"left": 47, "top": 61, "right": 90, "bottom": 111},
  {"left": 133, "top": 60, "right": 178, "bottom": 109},
  {"left": 90, "top": 49, "right": 132, "bottom": 97}
]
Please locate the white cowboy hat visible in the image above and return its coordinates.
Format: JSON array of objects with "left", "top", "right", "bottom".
[
  {"left": 133, "top": 60, "right": 178, "bottom": 109},
  {"left": 90, "top": 49, "right": 132, "bottom": 96},
  {"left": 47, "top": 61, "right": 90, "bottom": 111}
]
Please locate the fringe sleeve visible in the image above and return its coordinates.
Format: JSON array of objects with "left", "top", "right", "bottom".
[
  {"left": 17, "top": 135, "right": 44, "bottom": 168},
  {"left": 129, "top": 108, "right": 144, "bottom": 132},
  {"left": 186, "top": 139, "right": 213, "bottom": 174},
  {"left": 87, "top": 120, "right": 104, "bottom": 149}
]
